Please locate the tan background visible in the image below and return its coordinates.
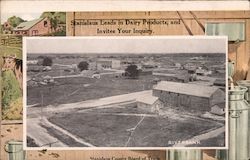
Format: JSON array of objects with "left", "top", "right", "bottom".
[
  {"left": 2, "top": 10, "right": 249, "bottom": 160},
  {"left": 67, "top": 11, "right": 250, "bottom": 81}
]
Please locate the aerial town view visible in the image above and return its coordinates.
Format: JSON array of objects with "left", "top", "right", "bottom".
[{"left": 25, "top": 37, "right": 226, "bottom": 148}]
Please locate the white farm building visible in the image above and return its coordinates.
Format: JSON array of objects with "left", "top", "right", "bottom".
[
  {"left": 137, "top": 95, "right": 164, "bottom": 113},
  {"left": 153, "top": 81, "right": 225, "bottom": 112}
]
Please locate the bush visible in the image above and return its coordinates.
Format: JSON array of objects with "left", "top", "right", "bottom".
[
  {"left": 42, "top": 57, "right": 53, "bottom": 66},
  {"left": 78, "top": 61, "right": 89, "bottom": 71},
  {"left": 2, "top": 97, "right": 22, "bottom": 120},
  {"left": 125, "top": 64, "right": 139, "bottom": 79},
  {"left": 45, "top": 30, "right": 66, "bottom": 36},
  {"left": 2, "top": 70, "right": 22, "bottom": 111}
]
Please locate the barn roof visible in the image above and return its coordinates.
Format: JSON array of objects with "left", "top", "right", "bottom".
[
  {"left": 212, "top": 102, "right": 225, "bottom": 109},
  {"left": 137, "top": 95, "right": 159, "bottom": 105},
  {"left": 154, "top": 81, "right": 220, "bottom": 98},
  {"left": 14, "top": 18, "right": 44, "bottom": 31}
]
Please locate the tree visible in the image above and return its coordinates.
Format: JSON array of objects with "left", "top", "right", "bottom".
[
  {"left": 7, "top": 16, "right": 25, "bottom": 28},
  {"left": 42, "top": 57, "right": 53, "bottom": 66},
  {"left": 40, "top": 12, "right": 66, "bottom": 32},
  {"left": 125, "top": 64, "right": 139, "bottom": 79},
  {"left": 2, "top": 70, "right": 22, "bottom": 110},
  {"left": 78, "top": 61, "right": 89, "bottom": 71}
]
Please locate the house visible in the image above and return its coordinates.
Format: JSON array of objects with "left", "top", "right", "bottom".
[
  {"left": 97, "top": 60, "right": 112, "bottom": 69},
  {"left": 153, "top": 81, "right": 225, "bottom": 112},
  {"left": 213, "top": 78, "right": 226, "bottom": 88},
  {"left": 196, "top": 67, "right": 212, "bottom": 76},
  {"left": 112, "top": 60, "right": 121, "bottom": 69},
  {"left": 27, "top": 65, "right": 44, "bottom": 72},
  {"left": 175, "top": 63, "right": 182, "bottom": 68},
  {"left": 43, "top": 75, "right": 54, "bottom": 83},
  {"left": 210, "top": 103, "right": 225, "bottom": 116},
  {"left": 97, "top": 59, "right": 121, "bottom": 70},
  {"left": 184, "top": 63, "right": 197, "bottom": 72},
  {"left": 13, "top": 18, "right": 51, "bottom": 36},
  {"left": 2, "top": 22, "right": 13, "bottom": 34},
  {"left": 152, "top": 71, "right": 189, "bottom": 83},
  {"left": 43, "top": 66, "right": 52, "bottom": 71},
  {"left": 137, "top": 95, "right": 164, "bottom": 113},
  {"left": 27, "top": 60, "right": 38, "bottom": 65}
]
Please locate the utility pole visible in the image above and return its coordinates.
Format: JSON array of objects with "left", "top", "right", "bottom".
[{"left": 40, "top": 90, "right": 44, "bottom": 120}]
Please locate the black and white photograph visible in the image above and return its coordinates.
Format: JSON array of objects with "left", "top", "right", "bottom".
[{"left": 24, "top": 37, "right": 227, "bottom": 148}]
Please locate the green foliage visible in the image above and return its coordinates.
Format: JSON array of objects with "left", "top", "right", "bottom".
[
  {"left": 2, "top": 70, "right": 22, "bottom": 110},
  {"left": 2, "top": 97, "right": 22, "bottom": 120},
  {"left": 0, "top": 25, "right": 3, "bottom": 34},
  {"left": 7, "top": 16, "right": 25, "bottom": 27},
  {"left": 42, "top": 57, "right": 53, "bottom": 66},
  {"left": 40, "top": 12, "right": 66, "bottom": 31},
  {"left": 54, "top": 12, "right": 66, "bottom": 24},
  {"left": 40, "top": 12, "right": 54, "bottom": 19},
  {"left": 125, "top": 64, "right": 139, "bottom": 79},
  {"left": 78, "top": 61, "right": 89, "bottom": 71},
  {"left": 45, "top": 30, "right": 66, "bottom": 36}
]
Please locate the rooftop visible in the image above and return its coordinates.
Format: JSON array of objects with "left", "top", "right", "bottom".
[
  {"left": 137, "top": 95, "right": 159, "bottom": 105},
  {"left": 154, "top": 81, "right": 220, "bottom": 98},
  {"left": 14, "top": 18, "right": 45, "bottom": 31}
]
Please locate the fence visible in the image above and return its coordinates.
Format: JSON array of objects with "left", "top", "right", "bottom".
[{"left": 0, "top": 35, "right": 22, "bottom": 47}]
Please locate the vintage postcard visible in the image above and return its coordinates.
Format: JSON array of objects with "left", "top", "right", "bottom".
[
  {"left": 1, "top": 0, "right": 249, "bottom": 158},
  {"left": 23, "top": 36, "right": 227, "bottom": 149}
]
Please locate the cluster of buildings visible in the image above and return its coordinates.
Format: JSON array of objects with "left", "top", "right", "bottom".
[{"left": 27, "top": 56, "right": 225, "bottom": 116}]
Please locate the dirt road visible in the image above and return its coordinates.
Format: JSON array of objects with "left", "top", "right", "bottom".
[
  {"left": 27, "top": 118, "right": 67, "bottom": 147},
  {"left": 27, "top": 90, "right": 152, "bottom": 115}
]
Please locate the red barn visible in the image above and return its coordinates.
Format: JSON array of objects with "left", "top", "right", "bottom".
[{"left": 13, "top": 18, "right": 52, "bottom": 36}]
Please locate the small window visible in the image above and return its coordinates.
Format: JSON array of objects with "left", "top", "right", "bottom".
[
  {"left": 44, "top": 21, "right": 48, "bottom": 27},
  {"left": 205, "top": 22, "right": 245, "bottom": 42},
  {"left": 32, "top": 30, "right": 39, "bottom": 36}
]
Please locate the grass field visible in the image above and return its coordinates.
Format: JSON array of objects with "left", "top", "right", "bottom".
[
  {"left": 48, "top": 105, "right": 223, "bottom": 147},
  {"left": 27, "top": 75, "right": 154, "bottom": 106}
]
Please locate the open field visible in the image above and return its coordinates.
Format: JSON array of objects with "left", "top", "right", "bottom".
[
  {"left": 27, "top": 75, "right": 154, "bottom": 106},
  {"left": 47, "top": 105, "right": 224, "bottom": 147}
]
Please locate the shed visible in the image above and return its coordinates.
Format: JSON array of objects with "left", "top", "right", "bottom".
[
  {"left": 213, "top": 78, "right": 226, "bottom": 87},
  {"left": 153, "top": 81, "right": 225, "bottom": 111},
  {"left": 137, "top": 95, "right": 164, "bottom": 113},
  {"left": 152, "top": 72, "right": 189, "bottom": 83},
  {"left": 97, "top": 59, "right": 121, "bottom": 70},
  {"left": 210, "top": 103, "right": 225, "bottom": 116}
]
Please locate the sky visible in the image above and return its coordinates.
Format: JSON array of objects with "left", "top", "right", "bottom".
[
  {"left": 26, "top": 37, "right": 227, "bottom": 54},
  {"left": 1, "top": 0, "right": 248, "bottom": 23},
  {"left": 1, "top": 12, "right": 42, "bottom": 23}
]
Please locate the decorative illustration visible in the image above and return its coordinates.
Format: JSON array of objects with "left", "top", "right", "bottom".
[{"left": 0, "top": 12, "right": 66, "bottom": 120}]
